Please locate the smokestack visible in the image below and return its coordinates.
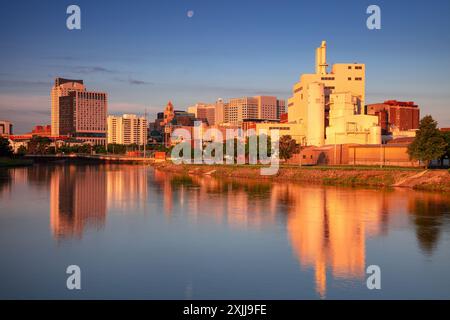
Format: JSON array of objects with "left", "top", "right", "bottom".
[{"left": 315, "top": 41, "right": 328, "bottom": 75}]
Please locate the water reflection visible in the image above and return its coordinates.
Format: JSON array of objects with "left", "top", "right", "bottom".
[
  {"left": 50, "top": 165, "right": 107, "bottom": 240},
  {"left": 152, "top": 171, "right": 450, "bottom": 297},
  {"left": 409, "top": 195, "right": 450, "bottom": 255},
  {"left": 49, "top": 164, "right": 149, "bottom": 239},
  {"left": 0, "top": 169, "right": 12, "bottom": 195},
  {"left": 1, "top": 164, "right": 449, "bottom": 298}
]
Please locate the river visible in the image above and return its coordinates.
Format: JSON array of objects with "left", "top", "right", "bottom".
[{"left": 0, "top": 163, "right": 449, "bottom": 299}]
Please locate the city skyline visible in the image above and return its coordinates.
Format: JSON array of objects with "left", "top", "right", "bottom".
[{"left": 0, "top": 0, "right": 449, "bottom": 133}]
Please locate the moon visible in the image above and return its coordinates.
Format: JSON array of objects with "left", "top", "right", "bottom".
[{"left": 187, "top": 10, "right": 194, "bottom": 18}]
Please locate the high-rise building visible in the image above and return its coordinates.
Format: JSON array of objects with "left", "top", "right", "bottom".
[
  {"left": 288, "top": 41, "right": 366, "bottom": 145},
  {"left": 214, "top": 99, "right": 227, "bottom": 125},
  {"left": 59, "top": 90, "right": 107, "bottom": 145},
  {"left": 51, "top": 78, "right": 85, "bottom": 136},
  {"left": 0, "top": 120, "right": 13, "bottom": 136},
  {"left": 107, "top": 114, "right": 148, "bottom": 145},
  {"left": 187, "top": 103, "right": 216, "bottom": 125},
  {"left": 53, "top": 78, "right": 107, "bottom": 145},
  {"left": 224, "top": 96, "right": 285, "bottom": 125}
]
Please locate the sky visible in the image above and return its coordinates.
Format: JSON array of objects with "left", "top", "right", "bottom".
[{"left": 0, "top": 0, "right": 449, "bottom": 133}]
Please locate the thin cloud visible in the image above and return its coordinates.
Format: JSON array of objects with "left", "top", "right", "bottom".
[
  {"left": 41, "top": 56, "right": 80, "bottom": 61},
  {"left": 115, "top": 77, "right": 153, "bottom": 86},
  {"left": 71, "top": 66, "right": 116, "bottom": 74},
  {"left": 0, "top": 79, "right": 52, "bottom": 87}
]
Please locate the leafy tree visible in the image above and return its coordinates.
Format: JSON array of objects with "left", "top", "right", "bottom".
[
  {"left": 128, "top": 143, "right": 139, "bottom": 151},
  {"left": 279, "top": 135, "right": 299, "bottom": 161},
  {"left": 28, "top": 136, "right": 51, "bottom": 155},
  {"left": 242, "top": 134, "right": 273, "bottom": 164},
  {"left": 16, "top": 145, "right": 27, "bottom": 156},
  {"left": 440, "top": 131, "right": 450, "bottom": 166},
  {"left": 47, "top": 146, "right": 56, "bottom": 155},
  {"left": 408, "top": 115, "right": 447, "bottom": 168},
  {"left": 78, "top": 144, "right": 92, "bottom": 154},
  {"left": 222, "top": 138, "right": 241, "bottom": 162},
  {"left": 107, "top": 143, "right": 127, "bottom": 154},
  {"left": 94, "top": 145, "right": 107, "bottom": 154},
  {"left": 0, "top": 136, "right": 13, "bottom": 157}
]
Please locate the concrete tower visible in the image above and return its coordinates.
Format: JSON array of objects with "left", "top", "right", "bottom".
[
  {"left": 315, "top": 41, "right": 328, "bottom": 75},
  {"left": 306, "top": 82, "right": 325, "bottom": 146}
]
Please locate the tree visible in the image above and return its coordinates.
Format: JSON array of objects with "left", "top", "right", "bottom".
[
  {"left": 407, "top": 115, "right": 447, "bottom": 168},
  {"left": 94, "top": 145, "right": 107, "bottom": 154},
  {"left": 107, "top": 143, "right": 126, "bottom": 154},
  {"left": 440, "top": 131, "right": 450, "bottom": 166},
  {"left": 245, "top": 134, "right": 272, "bottom": 160},
  {"left": 28, "top": 136, "right": 51, "bottom": 155},
  {"left": 0, "top": 137, "right": 13, "bottom": 157},
  {"left": 279, "top": 135, "right": 299, "bottom": 161},
  {"left": 16, "top": 145, "right": 27, "bottom": 157}
]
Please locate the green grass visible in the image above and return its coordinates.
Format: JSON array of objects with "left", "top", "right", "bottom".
[{"left": 174, "top": 162, "right": 422, "bottom": 171}]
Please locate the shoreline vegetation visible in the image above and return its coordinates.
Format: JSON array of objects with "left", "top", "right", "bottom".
[
  {"left": 154, "top": 162, "right": 450, "bottom": 193},
  {"left": 1, "top": 155, "right": 449, "bottom": 192}
]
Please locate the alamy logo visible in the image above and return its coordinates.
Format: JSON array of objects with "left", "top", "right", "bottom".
[
  {"left": 366, "top": 5, "right": 381, "bottom": 30},
  {"left": 366, "top": 265, "right": 381, "bottom": 290},
  {"left": 66, "top": 5, "right": 81, "bottom": 30},
  {"left": 66, "top": 265, "right": 81, "bottom": 290},
  {"left": 170, "top": 122, "right": 280, "bottom": 175}
]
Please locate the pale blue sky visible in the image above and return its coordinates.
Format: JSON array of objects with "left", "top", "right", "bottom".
[{"left": 0, "top": 0, "right": 449, "bottom": 132}]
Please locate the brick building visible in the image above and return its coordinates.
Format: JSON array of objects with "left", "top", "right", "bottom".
[{"left": 366, "top": 100, "right": 420, "bottom": 134}]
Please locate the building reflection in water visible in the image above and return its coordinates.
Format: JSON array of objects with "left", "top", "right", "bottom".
[
  {"left": 49, "top": 164, "right": 150, "bottom": 240},
  {"left": 279, "top": 185, "right": 380, "bottom": 298},
  {"left": 106, "top": 165, "right": 148, "bottom": 211},
  {"left": 43, "top": 165, "right": 449, "bottom": 296},
  {"left": 50, "top": 165, "right": 107, "bottom": 240},
  {"left": 154, "top": 171, "right": 449, "bottom": 298}
]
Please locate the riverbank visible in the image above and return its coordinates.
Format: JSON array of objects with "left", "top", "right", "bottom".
[
  {"left": 0, "top": 158, "right": 34, "bottom": 168},
  {"left": 154, "top": 162, "right": 450, "bottom": 192}
]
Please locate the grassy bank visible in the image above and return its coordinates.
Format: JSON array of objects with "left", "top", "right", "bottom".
[
  {"left": 0, "top": 158, "right": 34, "bottom": 168},
  {"left": 154, "top": 162, "right": 450, "bottom": 192}
]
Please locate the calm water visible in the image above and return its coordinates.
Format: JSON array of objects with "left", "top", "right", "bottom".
[{"left": 0, "top": 164, "right": 449, "bottom": 299}]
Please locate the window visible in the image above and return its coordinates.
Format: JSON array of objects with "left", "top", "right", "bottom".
[
  {"left": 348, "top": 77, "right": 351, "bottom": 81},
  {"left": 355, "top": 66, "right": 363, "bottom": 70},
  {"left": 348, "top": 66, "right": 352, "bottom": 69},
  {"left": 355, "top": 77, "right": 362, "bottom": 81}
]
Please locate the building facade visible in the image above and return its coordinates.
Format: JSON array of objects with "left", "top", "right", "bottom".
[
  {"left": 58, "top": 89, "right": 107, "bottom": 145},
  {"left": 0, "top": 120, "right": 13, "bottom": 136},
  {"left": 51, "top": 78, "right": 85, "bottom": 136},
  {"left": 366, "top": 100, "right": 420, "bottom": 134},
  {"left": 288, "top": 41, "right": 366, "bottom": 146},
  {"left": 107, "top": 114, "right": 148, "bottom": 145},
  {"left": 188, "top": 103, "right": 216, "bottom": 125},
  {"left": 325, "top": 92, "right": 381, "bottom": 145},
  {"left": 225, "top": 96, "right": 285, "bottom": 125}
]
